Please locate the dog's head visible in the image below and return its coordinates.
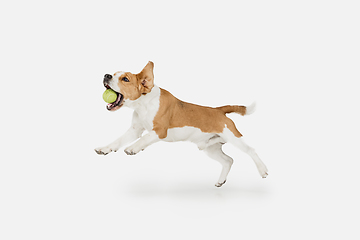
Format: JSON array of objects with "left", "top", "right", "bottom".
[{"left": 103, "top": 61, "right": 154, "bottom": 111}]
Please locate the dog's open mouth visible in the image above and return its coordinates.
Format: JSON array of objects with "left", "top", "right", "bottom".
[{"left": 104, "top": 85, "right": 124, "bottom": 111}]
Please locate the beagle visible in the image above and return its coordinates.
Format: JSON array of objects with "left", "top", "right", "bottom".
[{"left": 95, "top": 61, "right": 268, "bottom": 187}]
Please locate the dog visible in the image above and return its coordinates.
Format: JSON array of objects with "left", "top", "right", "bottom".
[{"left": 95, "top": 61, "right": 268, "bottom": 187}]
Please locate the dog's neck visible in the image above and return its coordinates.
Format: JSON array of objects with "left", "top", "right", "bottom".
[{"left": 124, "top": 85, "right": 161, "bottom": 113}]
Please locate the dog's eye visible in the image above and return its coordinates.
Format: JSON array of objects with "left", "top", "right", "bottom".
[{"left": 122, "top": 77, "right": 129, "bottom": 82}]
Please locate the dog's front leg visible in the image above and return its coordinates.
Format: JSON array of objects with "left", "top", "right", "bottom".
[
  {"left": 95, "top": 112, "right": 145, "bottom": 155},
  {"left": 94, "top": 125, "right": 144, "bottom": 155},
  {"left": 124, "top": 131, "right": 160, "bottom": 155}
]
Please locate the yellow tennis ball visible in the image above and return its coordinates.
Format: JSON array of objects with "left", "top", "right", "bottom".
[{"left": 102, "top": 89, "right": 117, "bottom": 103}]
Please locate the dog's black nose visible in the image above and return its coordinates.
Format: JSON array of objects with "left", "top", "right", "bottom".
[{"left": 104, "top": 74, "right": 112, "bottom": 80}]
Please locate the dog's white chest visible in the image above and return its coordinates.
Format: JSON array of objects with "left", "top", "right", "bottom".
[
  {"left": 126, "top": 86, "right": 161, "bottom": 131},
  {"left": 136, "top": 107, "right": 157, "bottom": 131}
]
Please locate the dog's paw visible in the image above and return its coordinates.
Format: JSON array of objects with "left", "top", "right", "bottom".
[
  {"left": 124, "top": 146, "right": 141, "bottom": 156},
  {"left": 197, "top": 142, "right": 207, "bottom": 151},
  {"left": 258, "top": 166, "right": 269, "bottom": 178},
  {"left": 215, "top": 180, "right": 226, "bottom": 187},
  {"left": 94, "top": 146, "right": 114, "bottom": 155},
  {"left": 260, "top": 171, "right": 269, "bottom": 178}
]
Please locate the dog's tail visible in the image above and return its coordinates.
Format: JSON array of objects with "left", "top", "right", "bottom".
[{"left": 216, "top": 102, "right": 256, "bottom": 116}]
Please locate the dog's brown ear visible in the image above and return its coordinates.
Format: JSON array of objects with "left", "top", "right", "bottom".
[{"left": 137, "top": 61, "right": 154, "bottom": 94}]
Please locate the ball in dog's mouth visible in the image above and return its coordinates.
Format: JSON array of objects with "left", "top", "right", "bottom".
[{"left": 104, "top": 85, "right": 124, "bottom": 111}]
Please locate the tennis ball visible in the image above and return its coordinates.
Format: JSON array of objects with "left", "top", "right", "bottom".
[{"left": 102, "top": 89, "right": 117, "bottom": 103}]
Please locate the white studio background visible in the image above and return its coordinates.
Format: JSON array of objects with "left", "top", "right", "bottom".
[{"left": 1, "top": 0, "right": 359, "bottom": 239}]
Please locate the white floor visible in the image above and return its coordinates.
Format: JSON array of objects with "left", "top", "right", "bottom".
[{"left": 2, "top": 104, "right": 359, "bottom": 239}]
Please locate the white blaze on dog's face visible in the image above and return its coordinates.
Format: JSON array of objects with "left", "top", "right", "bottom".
[
  {"left": 106, "top": 71, "right": 124, "bottom": 92},
  {"left": 103, "top": 61, "right": 155, "bottom": 111}
]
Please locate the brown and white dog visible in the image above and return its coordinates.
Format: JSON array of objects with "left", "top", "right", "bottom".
[{"left": 95, "top": 61, "right": 268, "bottom": 187}]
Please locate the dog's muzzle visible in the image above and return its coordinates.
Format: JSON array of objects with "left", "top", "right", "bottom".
[
  {"left": 103, "top": 74, "right": 112, "bottom": 87},
  {"left": 102, "top": 74, "right": 124, "bottom": 111}
]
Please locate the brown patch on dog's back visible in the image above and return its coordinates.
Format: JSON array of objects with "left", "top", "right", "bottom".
[{"left": 152, "top": 89, "right": 242, "bottom": 139}]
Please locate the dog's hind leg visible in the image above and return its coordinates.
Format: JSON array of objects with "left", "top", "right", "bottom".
[
  {"left": 204, "top": 143, "right": 233, "bottom": 187},
  {"left": 235, "top": 138, "right": 268, "bottom": 178},
  {"left": 223, "top": 130, "right": 268, "bottom": 178},
  {"left": 197, "top": 134, "right": 225, "bottom": 150}
]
